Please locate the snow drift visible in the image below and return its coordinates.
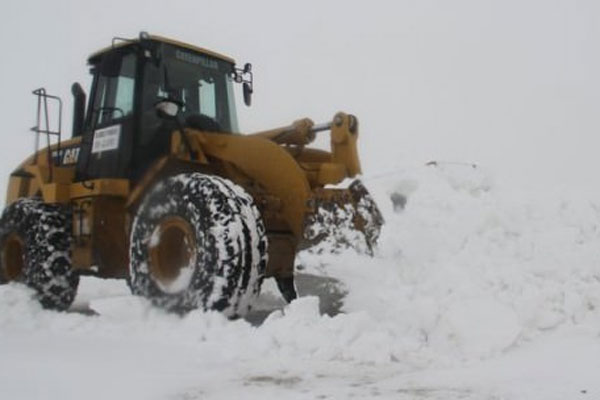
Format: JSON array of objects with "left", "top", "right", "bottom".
[{"left": 1, "top": 164, "right": 599, "bottom": 399}]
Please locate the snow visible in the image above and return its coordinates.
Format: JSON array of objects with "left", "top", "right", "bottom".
[{"left": 1, "top": 165, "right": 600, "bottom": 399}]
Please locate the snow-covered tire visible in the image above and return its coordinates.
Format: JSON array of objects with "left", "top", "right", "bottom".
[
  {"left": 128, "top": 173, "right": 267, "bottom": 316},
  {"left": 0, "top": 198, "right": 78, "bottom": 310}
]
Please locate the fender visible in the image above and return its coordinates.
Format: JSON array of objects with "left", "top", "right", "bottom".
[
  {"left": 5, "top": 137, "right": 82, "bottom": 205},
  {"left": 198, "top": 132, "right": 312, "bottom": 238}
]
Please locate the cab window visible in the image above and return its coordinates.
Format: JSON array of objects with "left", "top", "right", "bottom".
[
  {"left": 91, "top": 52, "right": 137, "bottom": 126},
  {"left": 198, "top": 78, "right": 216, "bottom": 119}
]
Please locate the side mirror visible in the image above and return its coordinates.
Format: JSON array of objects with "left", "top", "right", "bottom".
[
  {"left": 155, "top": 100, "right": 180, "bottom": 119},
  {"left": 243, "top": 82, "right": 253, "bottom": 107},
  {"left": 232, "top": 62, "right": 254, "bottom": 107}
]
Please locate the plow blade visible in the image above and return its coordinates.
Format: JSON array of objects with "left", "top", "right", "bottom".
[{"left": 300, "top": 180, "right": 384, "bottom": 255}]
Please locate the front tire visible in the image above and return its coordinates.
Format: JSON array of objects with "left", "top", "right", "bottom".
[
  {"left": 128, "top": 173, "right": 267, "bottom": 316},
  {"left": 0, "top": 198, "right": 78, "bottom": 310}
]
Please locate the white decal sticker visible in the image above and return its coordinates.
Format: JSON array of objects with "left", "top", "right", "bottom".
[
  {"left": 91, "top": 125, "right": 121, "bottom": 154},
  {"left": 52, "top": 147, "right": 81, "bottom": 165}
]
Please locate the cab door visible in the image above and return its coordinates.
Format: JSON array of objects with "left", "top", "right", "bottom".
[{"left": 77, "top": 50, "right": 138, "bottom": 180}]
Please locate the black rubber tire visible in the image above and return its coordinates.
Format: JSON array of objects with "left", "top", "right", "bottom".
[
  {"left": 0, "top": 198, "right": 78, "bottom": 310},
  {"left": 128, "top": 173, "right": 267, "bottom": 316}
]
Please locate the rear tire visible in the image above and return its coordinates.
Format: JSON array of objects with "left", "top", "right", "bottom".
[
  {"left": 0, "top": 198, "right": 78, "bottom": 310},
  {"left": 128, "top": 173, "right": 267, "bottom": 316}
]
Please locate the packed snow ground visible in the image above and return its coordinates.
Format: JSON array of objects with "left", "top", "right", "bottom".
[{"left": 1, "top": 164, "right": 600, "bottom": 399}]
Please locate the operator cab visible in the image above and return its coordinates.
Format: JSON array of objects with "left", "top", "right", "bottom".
[{"left": 75, "top": 34, "right": 249, "bottom": 181}]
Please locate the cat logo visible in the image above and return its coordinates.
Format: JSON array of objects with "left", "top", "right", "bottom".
[{"left": 52, "top": 147, "right": 81, "bottom": 166}]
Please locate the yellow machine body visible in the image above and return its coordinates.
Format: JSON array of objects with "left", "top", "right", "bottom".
[{"left": 6, "top": 106, "right": 364, "bottom": 280}]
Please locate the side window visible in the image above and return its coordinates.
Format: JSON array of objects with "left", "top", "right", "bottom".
[
  {"left": 198, "top": 78, "right": 216, "bottom": 119},
  {"left": 115, "top": 76, "right": 135, "bottom": 115},
  {"left": 93, "top": 52, "right": 137, "bottom": 126}
]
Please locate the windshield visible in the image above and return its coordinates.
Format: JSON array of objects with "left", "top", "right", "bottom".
[{"left": 142, "top": 44, "right": 239, "bottom": 133}]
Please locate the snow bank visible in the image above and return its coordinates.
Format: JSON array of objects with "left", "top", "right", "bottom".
[
  {"left": 1, "top": 163, "right": 599, "bottom": 399},
  {"left": 298, "top": 164, "right": 599, "bottom": 364}
]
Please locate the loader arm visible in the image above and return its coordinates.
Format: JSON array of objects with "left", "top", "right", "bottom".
[
  {"left": 250, "top": 112, "right": 362, "bottom": 179},
  {"left": 250, "top": 118, "right": 316, "bottom": 146}
]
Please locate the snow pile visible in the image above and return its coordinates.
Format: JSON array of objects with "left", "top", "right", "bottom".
[
  {"left": 1, "top": 164, "right": 600, "bottom": 399},
  {"left": 319, "top": 164, "right": 600, "bottom": 362}
]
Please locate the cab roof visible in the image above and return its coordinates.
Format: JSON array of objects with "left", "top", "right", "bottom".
[{"left": 87, "top": 34, "right": 236, "bottom": 65}]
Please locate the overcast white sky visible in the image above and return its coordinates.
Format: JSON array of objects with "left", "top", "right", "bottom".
[{"left": 1, "top": 0, "right": 599, "bottom": 197}]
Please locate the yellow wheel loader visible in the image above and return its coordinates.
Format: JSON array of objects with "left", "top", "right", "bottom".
[{"left": 0, "top": 33, "right": 383, "bottom": 315}]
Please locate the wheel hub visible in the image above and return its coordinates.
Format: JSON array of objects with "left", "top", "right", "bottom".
[
  {"left": 1, "top": 233, "right": 25, "bottom": 281},
  {"left": 148, "top": 216, "right": 197, "bottom": 293}
]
